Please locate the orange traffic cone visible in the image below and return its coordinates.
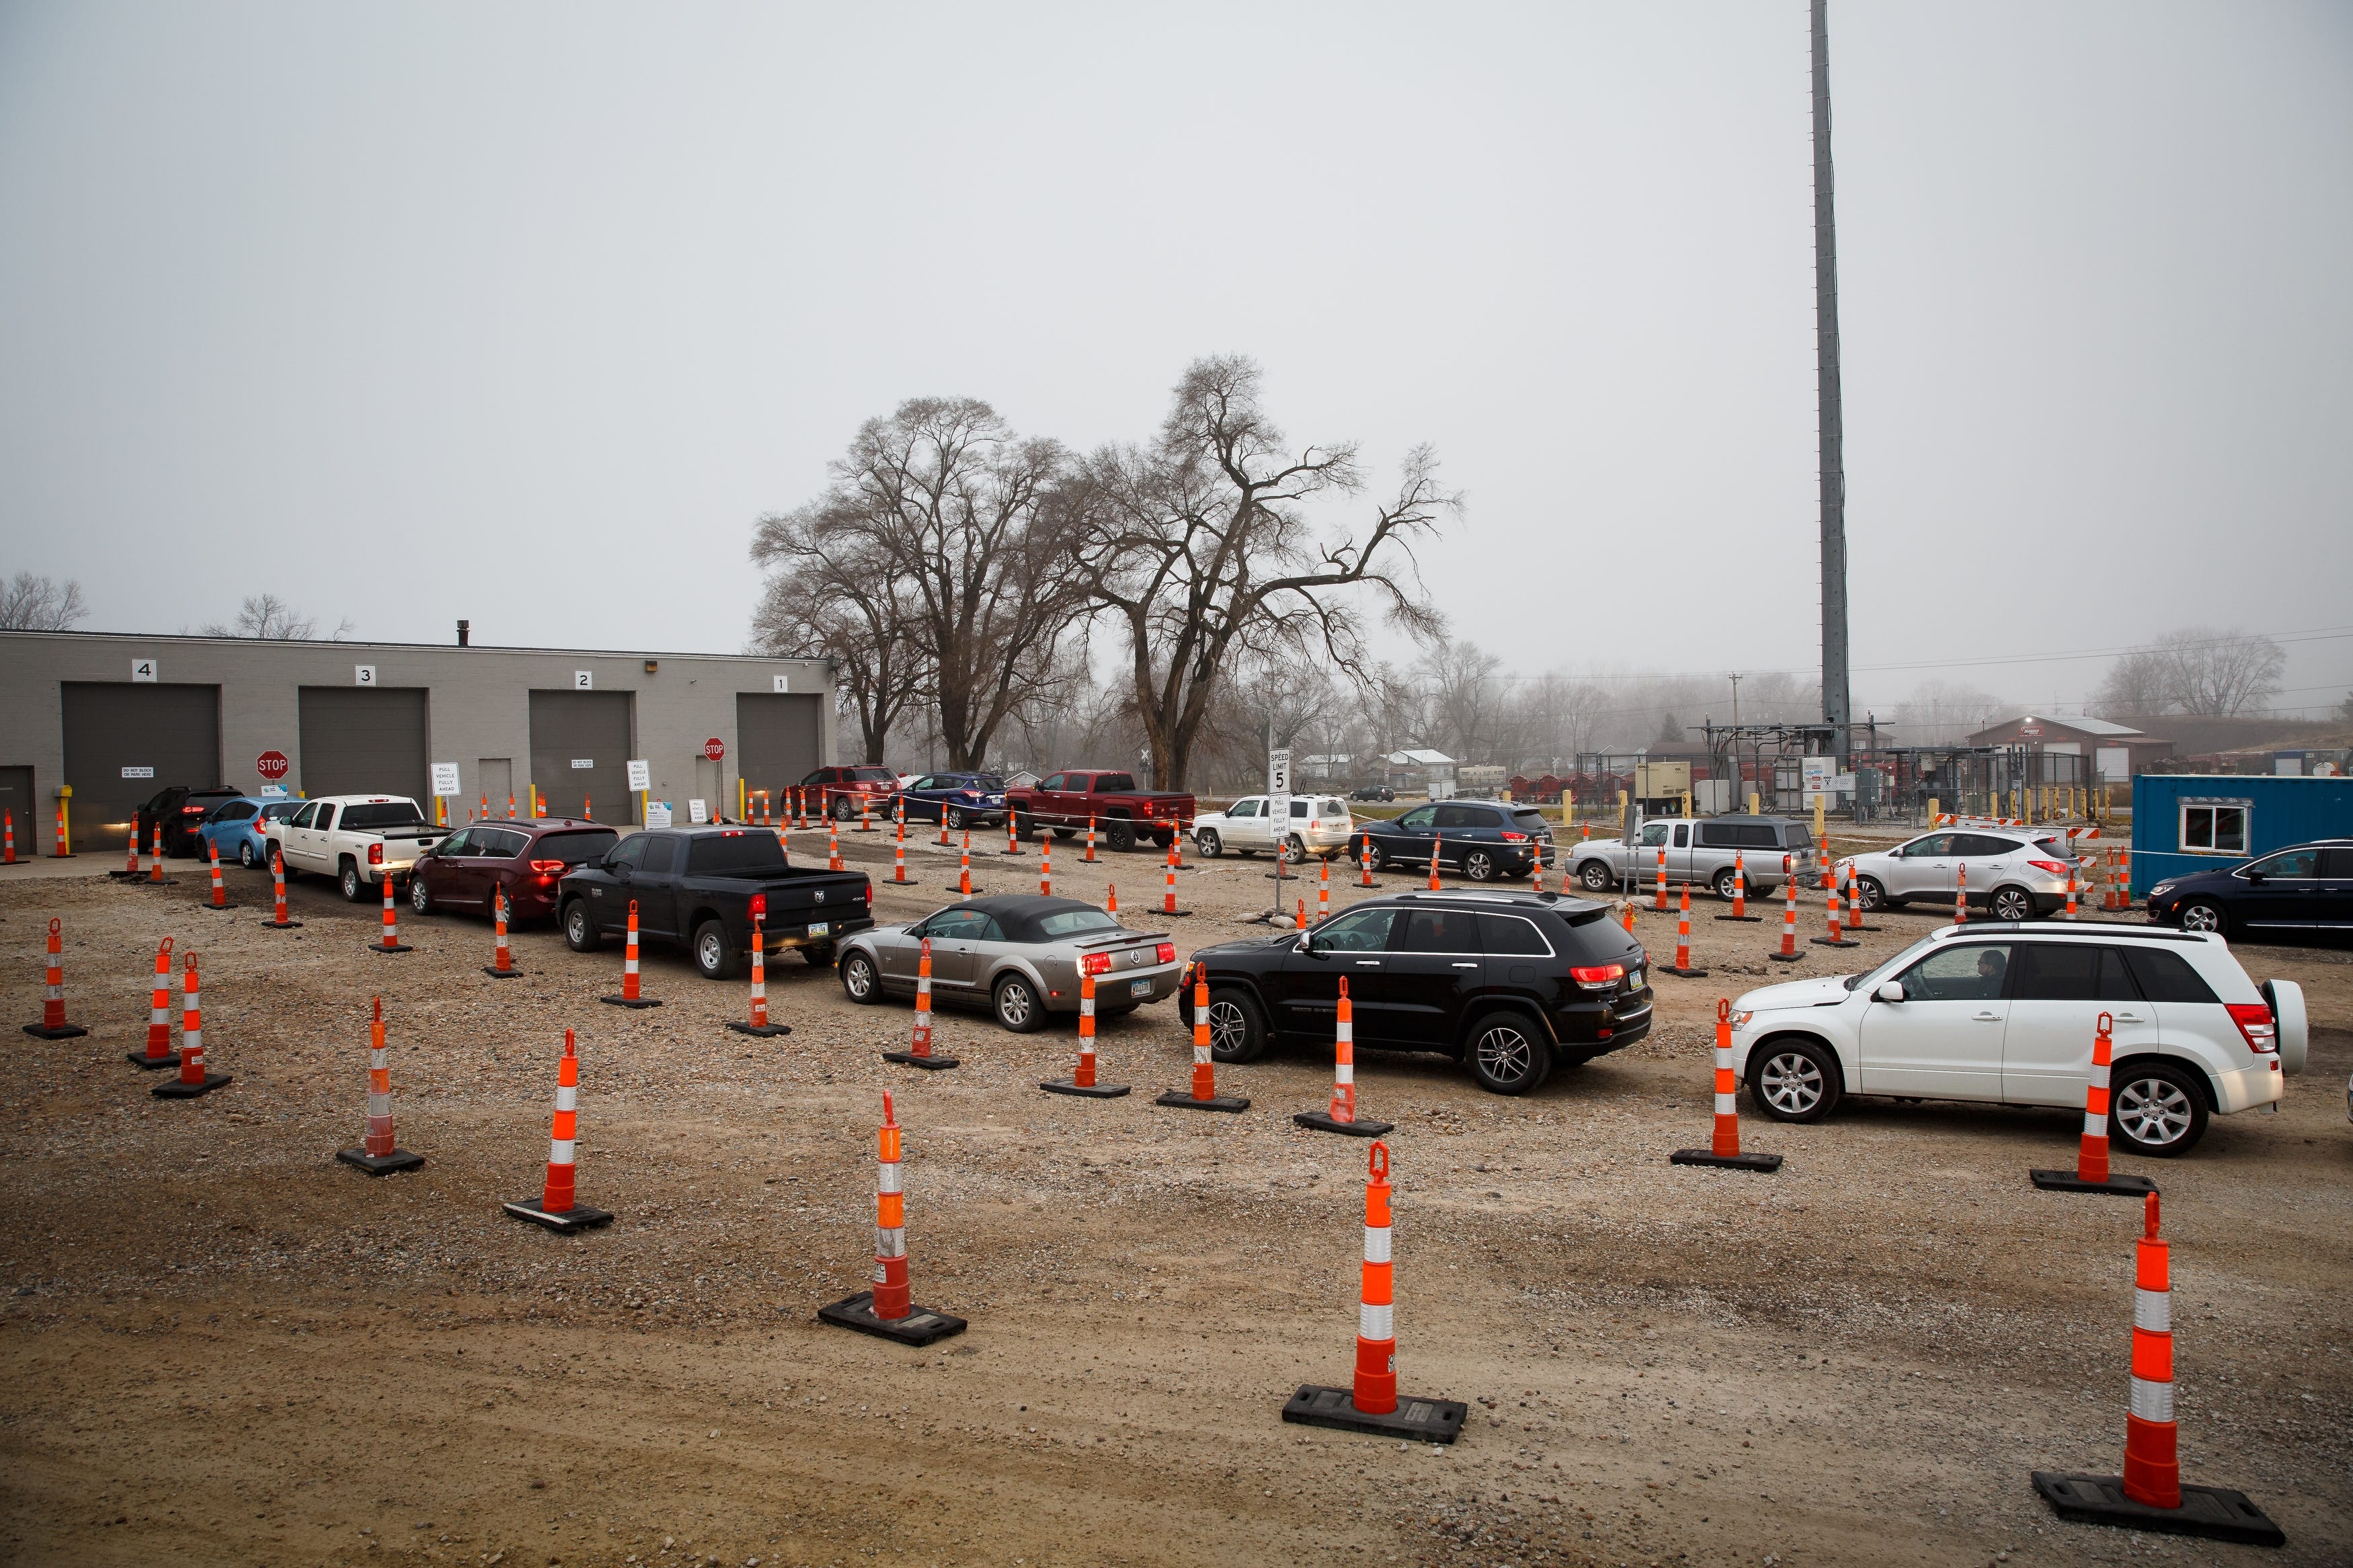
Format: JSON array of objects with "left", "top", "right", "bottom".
[
  {"left": 1041, "top": 967, "right": 1130, "bottom": 1098},
  {"left": 1769, "top": 856, "right": 1801, "bottom": 962},
  {"left": 1004, "top": 809, "right": 1024, "bottom": 856},
  {"left": 203, "top": 837, "right": 237, "bottom": 910},
  {"left": 728, "top": 909, "right": 792, "bottom": 1037},
  {"left": 891, "top": 803, "right": 910, "bottom": 884},
  {"left": 1105, "top": 881, "right": 1117, "bottom": 916},
  {"left": 337, "top": 997, "right": 424, "bottom": 1174},
  {"left": 600, "top": 899, "right": 661, "bottom": 1008},
  {"left": 1160, "top": 838, "right": 1193, "bottom": 918},
  {"left": 1652, "top": 844, "right": 1670, "bottom": 911},
  {"left": 945, "top": 829, "right": 978, "bottom": 897},
  {"left": 1084, "top": 815, "right": 1098, "bottom": 863},
  {"left": 128, "top": 934, "right": 177, "bottom": 1067},
  {"left": 818, "top": 1093, "right": 968, "bottom": 1344},
  {"left": 1427, "top": 836, "right": 1443, "bottom": 891},
  {"left": 827, "top": 818, "right": 843, "bottom": 872},
  {"left": 24, "top": 917, "right": 88, "bottom": 1040},
  {"left": 503, "top": 1029, "right": 612, "bottom": 1231},
  {"left": 1810, "top": 872, "right": 1858, "bottom": 948},
  {"left": 1716, "top": 852, "right": 1761, "bottom": 921},
  {"left": 882, "top": 938, "right": 959, "bottom": 1070},
  {"left": 2030, "top": 1010, "right": 2159, "bottom": 1197},
  {"left": 484, "top": 887, "right": 520, "bottom": 977},
  {"left": 1671, "top": 1000, "right": 1782, "bottom": 1171},
  {"left": 1157, "top": 968, "right": 1249, "bottom": 1112},
  {"left": 153, "top": 952, "right": 230, "bottom": 1098},
  {"left": 1294, "top": 977, "right": 1392, "bottom": 1137},
  {"left": 1358, "top": 832, "right": 1375, "bottom": 887},
  {"left": 372, "top": 869, "right": 411, "bottom": 954},
  {"left": 3, "top": 809, "right": 14, "bottom": 864},
  {"left": 1039, "top": 837, "right": 1052, "bottom": 897},
  {"left": 1838, "top": 861, "right": 1879, "bottom": 932},
  {"left": 1665, "top": 884, "right": 1709, "bottom": 977},
  {"left": 1317, "top": 856, "right": 1330, "bottom": 923},
  {"left": 260, "top": 845, "right": 301, "bottom": 929},
  {"left": 1954, "top": 862, "right": 1969, "bottom": 925}
]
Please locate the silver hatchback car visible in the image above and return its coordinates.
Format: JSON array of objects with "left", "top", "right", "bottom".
[
  {"left": 836, "top": 895, "right": 1181, "bottom": 1032},
  {"left": 1845, "top": 829, "right": 2089, "bottom": 921}
]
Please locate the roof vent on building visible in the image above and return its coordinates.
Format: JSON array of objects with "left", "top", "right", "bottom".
[{"left": 456, "top": 620, "right": 471, "bottom": 648}]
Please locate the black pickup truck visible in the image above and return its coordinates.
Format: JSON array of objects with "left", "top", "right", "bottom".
[{"left": 557, "top": 826, "right": 874, "bottom": 980}]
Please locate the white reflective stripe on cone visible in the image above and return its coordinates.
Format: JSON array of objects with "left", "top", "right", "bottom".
[
  {"left": 368, "top": 1092, "right": 391, "bottom": 1116},
  {"left": 875, "top": 1228, "right": 906, "bottom": 1257},
  {"left": 2135, "top": 1288, "right": 2171, "bottom": 1333},
  {"left": 549, "top": 1139, "right": 575, "bottom": 1163},
  {"left": 185, "top": 1028, "right": 202, "bottom": 1050},
  {"left": 2129, "top": 1375, "right": 2173, "bottom": 1423},
  {"left": 877, "top": 1164, "right": 903, "bottom": 1194},
  {"left": 2083, "top": 1112, "right": 2106, "bottom": 1136},
  {"left": 1715, "top": 1092, "right": 1737, "bottom": 1114},
  {"left": 2089, "top": 1062, "right": 2110, "bottom": 1087},
  {"left": 556, "top": 1085, "right": 577, "bottom": 1112},
  {"left": 1359, "top": 1304, "right": 1394, "bottom": 1340},
  {"left": 1363, "top": 1227, "right": 1391, "bottom": 1264},
  {"left": 1335, "top": 1063, "right": 1354, "bottom": 1085}
]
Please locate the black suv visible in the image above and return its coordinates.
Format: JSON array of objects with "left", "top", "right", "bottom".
[
  {"left": 1176, "top": 890, "right": 1651, "bottom": 1094},
  {"left": 136, "top": 785, "right": 243, "bottom": 857},
  {"left": 1358, "top": 798, "right": 1556, "bottom": 880}
]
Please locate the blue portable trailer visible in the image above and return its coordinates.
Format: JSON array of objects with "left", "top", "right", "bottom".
[{"left": 2130, "top": 774, "right": 2353, "bottom": 897}]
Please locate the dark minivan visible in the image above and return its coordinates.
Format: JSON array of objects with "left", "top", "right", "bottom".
[
  {"left": 2145, "top": 838, "right": 2353, "bottom": 943},
  {"left": 407, "top": 819, "right": 623, "bottom": 923},
  {"left": 1178, "top": 889, "right": 1650, "bottom": 1094},
  {"left": 1358, "top": 799, "right": 1557, "bottom": 881}
]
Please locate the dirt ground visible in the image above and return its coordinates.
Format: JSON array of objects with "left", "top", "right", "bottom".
[{"left": 3, "top": 823, "right": 2348, "bottom": 1568}]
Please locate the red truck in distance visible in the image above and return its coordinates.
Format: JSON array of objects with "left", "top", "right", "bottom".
[{"left": 1003, "top": 770, "right": 1194, "bottom": 853}]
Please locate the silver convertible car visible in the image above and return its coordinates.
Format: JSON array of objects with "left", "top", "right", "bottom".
[{"left": 836, "top": 895, "right": 1183, "bottom": 1032}]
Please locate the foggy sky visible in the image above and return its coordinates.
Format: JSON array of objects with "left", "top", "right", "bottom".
[{"left": 2, "top": 1, "right": 2348, "bottom": 723}]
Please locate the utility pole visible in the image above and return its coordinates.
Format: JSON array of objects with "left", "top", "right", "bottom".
[
  {"left": 1812, "top": 0, "right": 1852, "bottom": 763},
  {"left": 1728, "top": 671, "right": 1743, "bottom": 729}
]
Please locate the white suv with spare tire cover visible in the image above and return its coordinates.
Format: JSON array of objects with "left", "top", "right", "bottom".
[{"left": 1727, "top": 925, "right": 2305, "bottom": 1157}]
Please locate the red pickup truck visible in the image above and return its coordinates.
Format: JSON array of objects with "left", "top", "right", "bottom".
[{"left": 1004, "top": 770, "right": 1194, "bottom": 853}]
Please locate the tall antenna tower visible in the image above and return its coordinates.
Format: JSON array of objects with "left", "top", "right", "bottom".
[{"left": 1811, "top": 0, "right": 1851, "bottom": 759}]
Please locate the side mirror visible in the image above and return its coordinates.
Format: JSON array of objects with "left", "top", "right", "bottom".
[
  {"left": 1293, "top": 935, "right": 1313, "bottom": 954},
  {"left": 1875, "top": 981, "right": 1905, "bottom": 1003},
  {"left": 2243, "top": 870, "right": 2264, "bottom": 885}
]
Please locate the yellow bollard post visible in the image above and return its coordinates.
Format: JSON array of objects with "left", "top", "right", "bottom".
[{"left": 54, "top": 785, "right": 73, "bottom": 858}]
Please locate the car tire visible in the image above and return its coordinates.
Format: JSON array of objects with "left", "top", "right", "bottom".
[
  {"left": 1281, "top": 833, "right": 1308, "bottom": 865},
  {"left": 1205, "top": 986, "right": 1267, "bottom": 1063},
  {"left": 692, "top": 919, "right": 738, "bottom": 981},
  {"left": 1713, "top": 866, "right": 1741, "bottom": 901},
  {"left": 409, "top": 876, "right": 433, "bottom": 917},
  {"left": 1748, "top": 1037, "right": 1841, "bottom": 1122},
  {"left": 1364, "top": 840, "right": 1392, "bottom": 873},
  {"left": 563, "top": 899, "right": 600, "bottom": 952},
  {"left": 1462, "top": 848, "right": 1497, "bottom": 882},
  {"left": 339, "top": 861, "right": 366, "bottom": 903},
  {"left": 1053, "top": 827, "right": 1076, "bottom": 841},
  {"left": 993, "top": 973, "right": 1045, "bottom": 1033},
  {"left": 238, "top": 840, "right": 257, "bottom": 869},
  {"left": 1196, "top": 829, "right": 1223, "bottom": 858},
  {"left": 1463, "top": 1009, "right": 1551, "bottom": 1095},
  {"left": 1853, "top": 874, "right": 1887, "bottom": 913},
  {"left": 840, "top": 949, "right": 881, "bottom": 1003},
  {"left": 1578, "top": 860, "right": 1614, "bottom": 893},
  {"left": 1106, "top": 819, "right": 1137, "bottom": 854},
  {"left": 1989, "top": 884, "right": 2036, "bottom": 922},
  {"left": 2178, "top": 899, "right": 2227, "bottom": 936},
  {"left": 2110, "top": 1061, "right": 2208, "bottom": 1157},
  {"left": 832, "top": 795, "right": 857, "bottom": 821},
  {"left": 1014, "top": 813, "right": 1037, "bottom": 841}
]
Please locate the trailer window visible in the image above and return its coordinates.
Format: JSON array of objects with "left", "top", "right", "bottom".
[{"left": 2179, "top": 802, "right": 2249, "bottom": 856}]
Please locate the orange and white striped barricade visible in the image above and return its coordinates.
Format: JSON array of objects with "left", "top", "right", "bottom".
[
  {"left": 1954, "top": 862, "right": 1969, "bottom": 924},
  {"left": 50, "top": 799, "right": 71, "bottom": 858},
  {"left": 2063, "top": 860, "right": 2080, "bottom": 921},
  {"left": 891, "top": 802, "right": 910, "bottom": 884},
  {"left": 1316, "top": 856, "right": 1331, "bottom": 922},
  {"left": 147, "top": 822, "right": 173, "bottom": 884},
  {"left": 1426, "top": 836, "right": 1443, "bottom": 892},
  {"left": 1652, "top": 844, "right": 1670, "bottom": 911},
  {"left": 2118, "top": 849, "right": 2132, "bottom": 910},
  {"left": 1083, "top": 814, "right": 1098, "bottom": 863},
  {"left": 503, "top": 1029, "right": 612, "bottom": 1232},
  {"left": 1160, "top": 837, "right": 1193, "bottom": 917},
  {"left": 1664, "top": 884, "right": 1708, "bottom": 977},
  {"left": 371, "top": 870, "right": 411, "bottom": 954},
  {"left": 1358, "top": 832, "right": 1375, "bottom": 887},
  {"left": 337, "top": 997, "right": 424, "bottom": 1175},
  {"left": 3, "top": 808, "right": 14, "bottom": 863},
  {"left": 727, "top": 904, "right": 792, "bottom": 1038},
  {"left": 819, "top": 1092, "right": 968, "bottom": 1346},
  {"left": 1716, "top": 852, "right": 1761, "bottom": 921},
  {"left": 1041, "top": 967, "right": 1131, "bottom": 1099},
  {"left": 1156, "top": 968, "right": 1249, "bottom": 1113},
  {"left": 153, "top": 952, "right": 229, "bottom": 1098},
  {"left": 1837, "top": 860, "right": 1878, "bottom": 932},
  {"left": 599, "top": 899, "right": 661, "bottom": 1008},
  {"left": 1671, "top": 1000, "right": 1782, "bottom": 1173},
  {"left": 112, "top": 821, "right": 142, "bottom": 878},
  {"left": 826, "top": 817, "right": 844, "bottom": 872},
  {"left": 1293, "top": 977, "right": 1392, "bottom": 1137},
  {"left": 881, "top": 938, "right": 958, "bottom": 1070},
  {"left": 1003, "top": 808, "right": 1024, "bottom": 857},
  {"left": 260, "top": 844, "right": 301, "bottom": 929},
  {"left": 944, "top": 829, "right": 980, "bottom": 896},
  {"left": 24, "top": 916, "right": 89, "bottom": 1040},
  {"left": 1282, "top": 1141, "right": 1466, "bottom": 1442},
  {"left": 1817, "top": 830, "right": 1833, "bottom": 888},
  {"left": 2030, "top": 1010, "right": 2157, "bottom": 1197},
  {"left": 1039, "top": 837, "right": 1052, "bottom": 897},
  {"left": 1810, "top": 870, "right": 1858, "bottom": 948},
  {"left": 202, "top": 837, "right": 237, "bottom": 910},
  {"left": 856, "top": 794, "right": 873, "bottom": 833},
  {"left": 507, "top": 792, "right": 518, "bottom": 819},
  {"left": 128, "top": 935, "right": 178, "bottom": 1067},
  {"left": 2032, "top": 1192, "right": 2284, "bottom": 1546},
  {"left": 1769, "top": 856, "right": 1801, "bottom": 962},
  {"left": 484, "top": 887, "right": 520, "bottom": 978}
]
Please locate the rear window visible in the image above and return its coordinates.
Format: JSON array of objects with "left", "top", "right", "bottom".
[
  {"left": 1037, "top": 907, "right": 1121, "bottom": 938},
  {"left": 686, "top": 832, "right": 789, "bottom": 874},
  {"left": 342, "top": 802, "right": 426, "bottom": 831},
  {"left": 1321, "top": 799, "right": 1348, "bottom": 817},
  {"left": 1478, "top": 913, "right": 1552, "bottom": 955},
  {"left": 212, "top": 801, "right": 258, "bottom": 822},
  {"left": 262, "top": 802, "right": 303, "bottom": 822},
  {"left": 2121, "top": 946, "right": 2221, "bottom": 1005},
  {"left": 1091, "top": 774, "right": 1137, "bottom": 792},
  {"left": 846, "top": 767, "right": 895, "bottom": 783},
  {"left": 1781, "top": 823, "right": 1815, "bottom": 848},
  {"left": 531, "top": 829, "right": 618, "bottom": 864},
  {"left": 1510, "top": 809, "right": 1549, "bottom": 833}
]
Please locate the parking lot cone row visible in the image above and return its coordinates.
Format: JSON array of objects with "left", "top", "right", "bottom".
[
  {"left": 25, "top": 917, "right": 88, "bottom": 1040},
  {"left": 1295, "top": 977, "right": 1394, "bottom": 1137},
  {"left": 1427, "top": 837, "right": 1442, "bottom": 891},
  {"left": 1282, "top": 1142, "right": 1466, "bottom": 1441},
  {"left": 728, "top": 913, "right": 793, "bottom": 1037},
  {"left": 154, "top": 952, "right": 231, "bottom": 1098},
  {"left": 882, "top": 938, "right": 959, "bottom": 1069},
  {"left": 1039, "top": 837, "right": 1052, "bottom": 896},
  {"left": 366, "top": 870, "right": 410, "bottom": 953},
  {"left": 504, "top": 1029, "right": 612, "bottom": 1232},
  {"left": 1811, "top": 875, "right": 1858, "bottom": 948},
  {"left": 819, "top": 1092, "right": 967, "bottom": 1345},
  {"left": 129, "top": 935, "right": 177, "bottom": 1066},
  {"left": 1954, "top": 864, "right": 1968, "bottom": 924},
  {"left": 1671, "top": 1000, "right": 1782, "bottom": 1172},
  {"left": 1158, "top": 969, "right": 1248, "bottom": 1112},
  {"left": 2031, "top": 1192, "right": 2284, "bottom": 1545},
  {"left": 1769, "top": 860, "right": 1800, "bottom": 962},
  {"left": 485, "top": 888, "right": 520, "bottom": 978},
  {"left": 1041, "top": 968, "right": 1130, "bottom": 1098},
  {"left": 337, "top": 997, "right": 424, "bottom": 1174},
  {"left": 260, "top": 846, "right": 301, "bottom": 929},
  {"left": 1084, "top": 815, "right": 1098, "bottom": 863},
  {"left": 2030, "top": 1011, "right": 2158, "bottom": 1197},
  {"left": 1359, "top": 833, "right": 1375, "bottom": 887},
  {"left": 1160, "top": 839, "right": 1191, "bottom": 917},
  {"left": 204, "top": 838, "right": 237, "bottom": 909},
  {"left": 1717, "top": 852, "right": 1762, "bottom": 921},
  {"left": 1665, "top": 885, "right": 1709, "bottom": 977},
  {"left": 600, "top": 899, "right": 662, "bottom": 1008}
]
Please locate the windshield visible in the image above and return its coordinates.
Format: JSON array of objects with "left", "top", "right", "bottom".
[
  {"left": 341, "top": 802, "right": 427, "bottom": 831},
  {"left": 1846, "top": 935, "right": 1940, "bottom": 990},
  {"left": 1037, "top": 907, "right": 1122, "bottom": 938}
]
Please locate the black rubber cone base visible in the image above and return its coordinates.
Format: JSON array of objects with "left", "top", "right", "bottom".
[
  {"left": 818, "top": 1291, "right": 967, "bottom": 1346},
  {"left": 502, "top": 1197, "right": 612, "bottom": 1233},
  {"left": 1671, "top": 1148, "right": 1784, "bottom": 1173},
  {"left": 1283, "top": 1385, "right": 1467, "bottom": 1444},
  {"left": 727, "top": 1020, "right": 793, "bottom": 1037},
  {"left": 1041, "top": 1079, "right": 1131, "bottom": 1098},
  {"left": 153, "top": 1073, "right": 231, "bottom": 1099},
  {"left": 370, "top": 943, "right": 413, "bottom": 954},
  {"left": 1155, "top": 1090, "right": 1250, "bottom": 1112},
  {"left": 259, "top": 917, "right": 303, "bottom": 929},
  {"left": 2030, "top": 1167, "right": 2158, "bottom": 1197},
  {"left": 1714, "top": 913, "right": 1764, "bottom": 922},
  {"left": 599, "top": 994, "right": 661, "bottom": 1008},
  {"left": 1809, "top": 935, "right": 1860, "bottom": 948},
  {"left": 202, "top": 902, "right": 240, "bottom": 911},
  {"left": 1767, "top": 950, "right": 1803, "bottom": 963},
  {"left": 941, "top": 884, "right": 986, "bottom": 894},
  {"left": 483, "top": 965, "right": 523, "bottom": 979},
  {"left": 126, "top": 1049, "right": 177, "bottom": 1069},
  {"left": 2031, "top": 1472, "right": 2285, "bottom": 1546},
  {"left": 337, "top": 1146, "right": 425, "bottom": 1176},
  {"left": 1843, "top": 919, "right": 1881, "bottom": 933},
  {"left": 24, "top": 1022, "right": 89, "bottom": 1040},
  {"left": 1663, "top": 964, "right": 1710, "bottom": 979},
  {"left": 1293, "top": 1111, "right": 1394, "bottom": 1137},
  {"left": 881, "top": 1050, "right": 959, "bottom": 1070},
  {"left": 1157, "top": 908, "right": 1195, "bottom": 917}
]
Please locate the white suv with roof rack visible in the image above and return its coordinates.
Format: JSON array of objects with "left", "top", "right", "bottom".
[{"left": 1727, "top": 923, "right": 2305, "bottom": 1156}]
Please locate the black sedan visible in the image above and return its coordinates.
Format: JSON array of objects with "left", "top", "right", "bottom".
[
  {"left": 897, "top": 772, "right": 1008, "bottom": 830},
  {"left": 2145, "top": 838, "right": 2353, "bottom": 942},
  {"left": 1358, "top": 800, "right": 1556, "bottom": 882},
  {"left": 1177, "top": 889, "right": 1650, "bottom": 1094}
]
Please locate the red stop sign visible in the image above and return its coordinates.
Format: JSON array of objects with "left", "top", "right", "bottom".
[
  {"left": 703, "top": 737, "right": 726, "bottom": 761},
  {"left": 256, "top": 750, "right": 290, "bottom": 780}
]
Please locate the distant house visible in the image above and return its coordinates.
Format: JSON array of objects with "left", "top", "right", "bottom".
[
  {"left": 1384, "top": 748, "right": 1458, "bottom": 798},
  {"left": 1963, "top": 713, "right": 2174, "bottom": 784}
]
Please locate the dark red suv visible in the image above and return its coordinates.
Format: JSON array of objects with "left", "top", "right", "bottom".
[
  {"left": 405, "top": 819, "right": 621, "bottom": 922},
  {"left": 799, "top": 765, "right": 899, "bottom": 821}
]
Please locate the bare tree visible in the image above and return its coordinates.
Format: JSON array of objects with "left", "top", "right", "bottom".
[
  {"left": 1416, "top": 638, "right": 1507, "bottom": 763},
  {"left": 2163, "top": 627, "right": 2284, "bottom": 716},
  {"left": 1894, "top": 679, "right": 2005, "bottom": 745},
  {"left": 2091, "top": 649, "right": 2175, "bottom": 719},
  {"left": 0, "top": 572, "right": 89, "bottom": 630},
  {"left": 1070, "top": 357, "right": 1454, "bottom": 788},
  {"left": 749, "top": 509, "right": 921, "bottom": 764},
  {"left": 200, "top": 593, "right": 352, "bottom": 639}
]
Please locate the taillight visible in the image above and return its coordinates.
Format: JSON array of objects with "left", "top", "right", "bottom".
[
  {"left": 2225, "top": 1002, "right": 2278, "bottom": 1054},
  {"left": 2027, "top": 859, "right": 2068, "bottom": 877},
  {"left": 368, "top": 843, "right": 383, "bottom": 865},
  {"left": 1082, "top": 952, "right": 1112, "bottom": 976},
  {"left": 1156, "top": 942, "right": 1175, "bottom": 964},
  {"left": 182, "top": 804, "right": 206, "bottom": 815},
  {"left": 1569, "top": 962, "right": 1625, "bottom": 991},
  {"left": 1501, "top": 831, "right": 1528, "bottom": 841},
  {"left": 863, "top": 882, "right": 873, "bottom": 905},
  {"left": 530, "top": 859, "right": 566, "bottom": 874}
]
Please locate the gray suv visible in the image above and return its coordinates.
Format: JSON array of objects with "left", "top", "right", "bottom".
[{"left": 1571, "top": 815, "right": 1817, "bottom": 899}]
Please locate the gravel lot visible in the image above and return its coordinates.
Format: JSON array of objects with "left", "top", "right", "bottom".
[{"left": 4, "top": 825, "right": 2348, "bottom": 1567}]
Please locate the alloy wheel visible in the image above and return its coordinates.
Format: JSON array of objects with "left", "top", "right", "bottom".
[
  {"left": 1207, "top": 998, "right": 1249, "bottom": 1057},
  {"left": 1474, "top": 1020, "right": 1535, "bottom": 1082},
  {"left": 997, "top": 979, "right": 1035, "bottom": 1029},
  {"left": 2180, "top": 903, "right": 2223, "bottom": 934},
  {"left": 2115, "top": 1075, "right": 2194, "bottom": 1149},
  {"left": 1759, "top": 1050, "right": 1825, "bottom": 1116}
]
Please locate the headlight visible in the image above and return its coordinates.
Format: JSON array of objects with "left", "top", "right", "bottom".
[
  {"left": 1730, "top": 1010, "right": 1755, "bottom": 1029},
  {"left": 2148, "top": 882, "right": 2174, "bottom": 899}
]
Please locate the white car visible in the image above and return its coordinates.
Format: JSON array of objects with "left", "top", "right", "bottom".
[
  {"left": 265, "top": 794, "right": 450, "bottom": 901},
  {"left": 1728, "top": 923, "right": 2305, "bottom": 1156},
  {"left": 1843, "top": 827, "right": 2089, "bottom": 921},
  {"left": 1193, "top": 795, "right": 1357, "bottom": 863}
]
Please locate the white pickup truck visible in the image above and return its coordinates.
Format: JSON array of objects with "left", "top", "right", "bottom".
[
  {"left": 265, "top": 794, "right": 450, "bottom": 901},
  {"left": 1568, "top": 814, "right": 1819, "bottom": 901}
]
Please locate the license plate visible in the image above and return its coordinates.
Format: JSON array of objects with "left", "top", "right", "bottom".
[
  {"left": 1128, "top": 978, "right": 1153, "bottom": 999},
  {"left": 1628, "top": 967, "right": 1643, "bottom": 988},
  {"left": 807, "top": 921, "right": 830, "bottom": 938}
]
